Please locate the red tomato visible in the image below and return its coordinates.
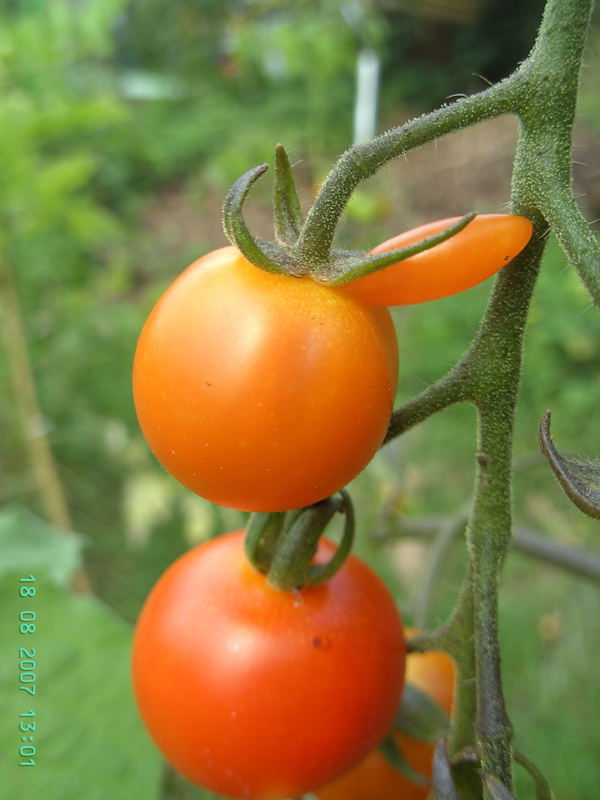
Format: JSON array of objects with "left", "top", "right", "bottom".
[
  {"left": 133, "top": 246, "right": 398, "bottom": 512},
  {"left": 131, "top": 530, "right": 406, "bottom": 800},
  {"left": 344, "top": 214, "right": 533, "bottom": 306},
  {"left": 315, "top": 634, "right": 455, "bottom": 800}
]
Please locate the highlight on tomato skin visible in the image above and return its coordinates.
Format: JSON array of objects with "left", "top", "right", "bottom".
[
  {"left": 343, "top": 214, "right": 533, "bottom": 307},
  {"left": 131, "top": 530, "right": 407, "bottom": 800},
  {"left": 315, "top": 634, "right": 455, "bottom": 800}
]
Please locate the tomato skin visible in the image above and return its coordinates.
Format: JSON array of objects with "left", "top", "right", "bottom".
[
  {"left": 133, "top": 246, "right": 398, "bottom": 512},
  {"left": 131, "top": 530, "right": 406, "bottom": 800},
  {"left": 344, "top": 214, "right": 533, "bottom": 306},
  {"left": 315, "top": 636, "right": 455, "bottom": 800}
]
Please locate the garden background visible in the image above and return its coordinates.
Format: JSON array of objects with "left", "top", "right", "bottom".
[{"left": 1, "top": 1, "right": 599, "bottom": 798}]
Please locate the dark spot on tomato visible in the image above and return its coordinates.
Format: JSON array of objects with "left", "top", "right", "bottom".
[{"left": 205, "top": 381, "right": 212, "bottom": 387}]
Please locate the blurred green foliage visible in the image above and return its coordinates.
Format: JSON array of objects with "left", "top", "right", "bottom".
[
  {"left": 0, "top": 506, "right": 162, "bottom": 800},
  {"left": 0, "top": 1, "right": 599, "bottom": 799}
]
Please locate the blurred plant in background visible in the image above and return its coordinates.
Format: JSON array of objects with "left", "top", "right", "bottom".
[{"left": 1, "top": 2, "right": 599, "bottom": 799}]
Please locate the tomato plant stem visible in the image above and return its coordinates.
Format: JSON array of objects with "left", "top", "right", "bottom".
[
  {"left": 293, "top": 0, "right": 598, "bottom": 296},
  {"left": 512, "top": 0, "right": 599, "bottom": 307},
  {"left": 293, "top": 90, "right": 513, "bottom": 267},
  {"left": 373, "top": 0, "right": 593, "bottom": 792},
  {"left": 446, "top": 578, "right": 482, "bottom": 800},
  {"left": 255, "top": 492, "right": 355, "bottom": 591}
]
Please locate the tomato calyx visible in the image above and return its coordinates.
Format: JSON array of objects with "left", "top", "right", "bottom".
[
  {"left": 244, "top": 489, "right": 355, "bottom": 591},
  {"left": 222, "top": 144, "right": 477, "bottom": 286},
  {"left": 222, "top": 161, "right": 299, "bottom": 277}
]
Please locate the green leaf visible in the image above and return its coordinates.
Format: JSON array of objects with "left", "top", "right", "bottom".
[
  {"left": 539, "top": 409, "right": 600, "bottom": 519},
  {"left": 0, "top": 505, "right": 83, "bottom": 587},
  {"left": 394, "top": 682, "right": 450, "bottom": 742},
  {"left": 378, "top": 732, "right": 429, "bottom": 785},
  {"left": 0, "top": 572, "right": 162, "bottom": 800}
]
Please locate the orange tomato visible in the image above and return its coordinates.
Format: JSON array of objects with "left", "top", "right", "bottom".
[
  {"left": 133, "top": 246, "right": 398, "bottom": 512},
  {"left": 315, "top": 634, "right": 455, "bottom": 800},
  {"left": 344, "top": 214, "right": 533, "bottom": 306}
]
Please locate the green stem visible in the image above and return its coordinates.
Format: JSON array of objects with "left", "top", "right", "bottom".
[
  {"left": 457, "top": 233, "right": 545, "bottom": 792},
  {"left": 469, "top": 412, "right": 514, "bottom": 788},
  {"left": 386, "top": 153, "right": 547, "bottom": 796},
  {"left": 447, "top": 579, "right": 481, "bottom": 800},
  {"left": 265, "top": 501, "right": 335, "bottom": 590},
  {"left": 411, "top": 579, "right": 481, "bottom": 800},
  {"left": 244, "top": 512, "right": 286, "bottom": 574},
  {"left": 383, "top": 365, "right": 472, "bottom": 444},
  {"left": 382, "top": 0, "right": 590, "bottom": 780},
  {"left": 293, "top": 81, "right": 517, "bottom": 264},
  {"left": 511, "top": 0, "right": 597, "bottom": 301}
]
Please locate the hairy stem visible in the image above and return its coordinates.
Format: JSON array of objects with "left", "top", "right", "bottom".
[{"left": 294, "top": 84, "right": 515, "bottom": 265}]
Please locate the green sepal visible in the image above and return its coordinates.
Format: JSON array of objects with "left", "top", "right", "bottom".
[
  {"left": 222, "top": 163, "right": 289, "bottom": 275},
  {"left": 223, "top": 160, "right": 476, "bottom": 284},
  {"left": 539, "top": 409, "right": 600, "bottom": 519},
  {"left": 394, "top": 683, "right": 450, "bottom": 743},
  {"left": 273, "top": 143, "right": 303, "bottom": 245},
  {"left": 318, "top": 212, "right": 476, "bottom": 284},
  {"left": 378, "top": 732, "right": 429, "bottom": 786}
]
